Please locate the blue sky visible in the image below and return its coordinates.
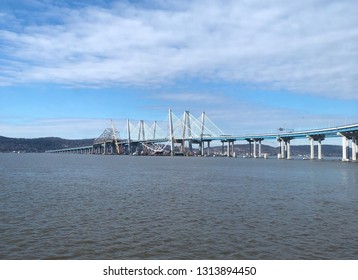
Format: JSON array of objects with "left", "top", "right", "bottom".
[{"left": 0, "top": 0, "right": 357, "bottom": 143}]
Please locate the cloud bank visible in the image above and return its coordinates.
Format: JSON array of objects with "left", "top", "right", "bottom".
[{"left": 0, "top": 0, "right": 357, "bottom": 99}]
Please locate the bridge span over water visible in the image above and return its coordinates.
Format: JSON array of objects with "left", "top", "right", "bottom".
[{"left": 47, "top": 109, "right": 358, "bottom": 162}]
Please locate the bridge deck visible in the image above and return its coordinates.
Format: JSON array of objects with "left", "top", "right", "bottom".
[{"left": 46, "top": 122, "right": 358, "bottom": 159}]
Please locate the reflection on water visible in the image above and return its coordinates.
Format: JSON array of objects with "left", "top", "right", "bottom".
[{"left": 0, "top": 154, "right": 357, "bottom": 259}]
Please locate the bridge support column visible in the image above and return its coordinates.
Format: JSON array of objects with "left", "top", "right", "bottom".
[
  {"left": 282, "top": 140, "right": 285, "bottom": 159},
  {"left": 207, "top": 141, "right": 210, "bottom": 156},
  {"left": 352, "top": 136, "right": 357, "bottom": 161},
  {"left": 224, "top": 140, "right": 235, "bottom": 157},
  {"left": 253, "top": 140, "right": 257, "bottom": 158},
  {"left": 338, "top": 132, "right": 358, "bottom": 162},
  {"left": 278, "top": 137, "right": 293, "bottom": 159},
  {"left": 279, "top": 139, "right": 285, "bottom": 159},
  {"left": 310, "top": 137, "right": 314, "bottom": 159},
  {"left": 245, "top": 138, "right": 253, "bottom": 157},
  {"left": 258, "top": 140, "right": 262, "bottom": 158},
  {"left": 318, "top": 139, "right": 322, "bottom": 160},
  {"left": 180, "top": 139, "right": 185, "bottom": 153},
  {"left": 286, "top": 140, "right": 291, "bottom": 160},
  {"left": 189, "top": 141, "right": 193, "bottom": 153},
  {"left": 307, "top": 135, "right": 325, "bottom": 160},
  {"left": 342, "top": 136, "right": 349, "bottom": 161},
  {"left": 253, "top": 138, "right": 264, "bottom": 158}
]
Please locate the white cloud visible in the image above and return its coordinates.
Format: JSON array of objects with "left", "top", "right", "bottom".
[
  {"left": 152, "top": 92, "right": 223, "bottom": 103},
  {"left": 0, "top": 0, "right": 357, "bottom": 98},
  {"left": 0, "top": 118, "right": 110, "bottom": 139}
]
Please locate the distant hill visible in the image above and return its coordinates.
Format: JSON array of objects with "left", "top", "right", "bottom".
[{"left": 0, "top": 136, "right": 94, "bottom": 153}]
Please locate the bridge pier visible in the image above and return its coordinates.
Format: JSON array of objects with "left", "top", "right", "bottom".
[
  {"left": 199, "top": 140, "right": 212, "bottom": 156},
  {"left": 277, "top": 138, "right": 284, "bottom": 159},
  {"left": 277, "top": 137, "right": 293, "bottom": 159},
  {"left": 253, "top": 140, "right": 257, "bottom": 158},
  {"left": 337, "top": 132, "right": 358, "bottom": 161},
  {"left": 252, "top": 138, "right": 264, "bottom": 158},
  {"left": 221, "top": 140, "right": 235, "bottom": 157},
  {"left": 310, "top": 137, "right": 314, "bottom": 159},
  {"left": 287, "top": 140, "right": 291, "bottom": 159},
  {"left": 231, "top": 140, "right": 235, "bottom": 157},
  {"left": 245, "top": 138, "right": 253, "bottom": 157},
  {"left": 188, "top": 140, "right": 193, "bottom": 154},
  {"left": 280, "top": 139, "right": 284, "bottom": 159},
  {"left": 95, "top": 145, "right": 101, "bottom": 154},
  {"left": 318, "top": 139, "right": 322, "bottom": 160},
  {"left": 342, "top": 136, "right": 349, "bottom": 161},
  {"left": 259, "top": 140, "right": 262, "bottom": 158},
  {"left": 352, "top": 136, "right": 357, "bottom": 161},
  {"left": 307, "top": 135, "right": 325, "bottom": 160}
]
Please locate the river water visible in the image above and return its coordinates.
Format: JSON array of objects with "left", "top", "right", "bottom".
[{"left": 0, "top": 154, "right": 357, "bottom": 259}]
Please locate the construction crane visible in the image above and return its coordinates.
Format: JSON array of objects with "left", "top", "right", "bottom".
[
  {"left": 111, "top": 119, "right": 121, "bottom": 155},
  {"left": 278, "top": 127, "right": 294, "bottom": 133}
]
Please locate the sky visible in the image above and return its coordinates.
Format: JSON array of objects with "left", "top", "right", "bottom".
[{"left": 0, "top": 0, "right": 357, "bottom": 145}]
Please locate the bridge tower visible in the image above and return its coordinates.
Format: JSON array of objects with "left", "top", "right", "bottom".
[
  {"left": 127, "top": 119, "right": 131, "bottom": 154},
  {"left": 182, "top": 111, "right": 193, "bottom": 153},
  {"left": 138, "top": 120, "right": 145, "bottom": 140},
  {"left": 169, "top": 109, "right": 175, "bottom": 156},
  {"left": 153, "top": 121, "right": 157, "bottom": 139},
  {"left": 200, "top": 112, "right": 205, "bottom": 156}
]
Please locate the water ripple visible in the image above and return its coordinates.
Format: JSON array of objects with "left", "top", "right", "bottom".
[{"left": 1, "top": 154, "right": 357, "bottom": 259}]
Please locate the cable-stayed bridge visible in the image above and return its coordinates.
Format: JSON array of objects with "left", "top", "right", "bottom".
[{"left": 47, "top": 109, "right": 358, "bottom": 162}]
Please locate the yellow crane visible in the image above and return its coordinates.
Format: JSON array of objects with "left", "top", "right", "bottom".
[{"left": 111, "top": 119, "right": 121, "bottom": 155}]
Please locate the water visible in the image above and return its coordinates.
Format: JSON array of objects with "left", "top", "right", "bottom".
[{"left": 0, "top": 154, "right": 357, "bottom": 259}]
